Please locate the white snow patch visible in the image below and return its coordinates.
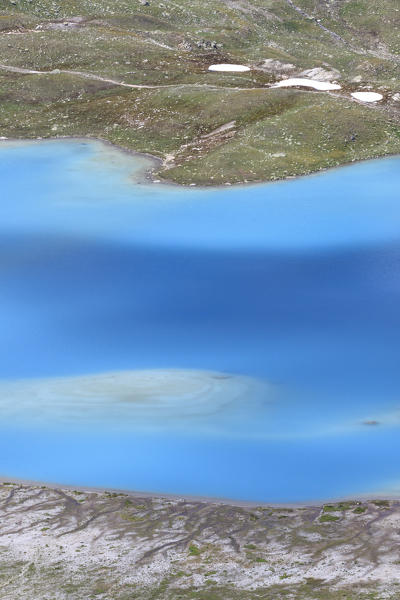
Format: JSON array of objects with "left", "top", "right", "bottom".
[
  {"left": 208, "top": 64, "right": 250, "bottom": 72},
  {"left": 351, "top": 91, "right": 383, "bottom": 103},
  {"left": 273, "top": 78, "right": 341, "bottom": 91}
]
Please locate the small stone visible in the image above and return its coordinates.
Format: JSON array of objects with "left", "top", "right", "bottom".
[{"left": 179, "top": 41, "right": 193, "bottom": 52}]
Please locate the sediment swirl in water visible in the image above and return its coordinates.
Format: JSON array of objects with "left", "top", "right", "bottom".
[{"left": 0, "top": 369, "right": 273, "bottom": 432}]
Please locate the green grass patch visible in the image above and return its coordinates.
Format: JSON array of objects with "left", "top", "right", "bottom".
[
  {"left": 319, "top": 514, "right": 340, "bottom": 523},
  {"left": 188, "top": 544, "right": 201, "bottom": 556}
]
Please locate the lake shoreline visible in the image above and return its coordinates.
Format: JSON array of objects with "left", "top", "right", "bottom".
[
  {"left": 1, "top": 134, "right": 400, "bottom": 191},
  {"left": 0, "top": 476, "right": 395, "bottom": 510}
]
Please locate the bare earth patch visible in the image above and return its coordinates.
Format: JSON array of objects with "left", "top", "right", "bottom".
[{"left": 1, "top": 482, "right": 400, "bottom": 599}]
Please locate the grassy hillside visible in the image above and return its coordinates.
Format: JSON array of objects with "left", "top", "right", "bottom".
[{"left": 0, "top": 0, "right": 399, "bottom": 184}]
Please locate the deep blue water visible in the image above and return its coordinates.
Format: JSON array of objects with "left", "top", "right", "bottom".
[{"left": 1, "top": 139, "right": 400, "bottom": 502}]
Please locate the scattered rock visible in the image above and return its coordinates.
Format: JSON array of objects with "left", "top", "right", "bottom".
[
  {"left": 259, "top": 59, "right": 296, "bottom": 73},
  {"left": 179, "top": 40, "right": 193, "bottom": 52},
  {"left": 196, "top": 39, "right": 223, "bottom": 50},
  {"left": 200, "top": 121, "right": 236, "bottom": 139},
  {"left": 299, "top": 67, "right": 341, "bottom": 82}
]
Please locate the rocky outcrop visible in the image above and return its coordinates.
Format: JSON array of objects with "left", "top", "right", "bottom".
[{"left": 299, "top": 67, "right": 341, "bottom": 81}]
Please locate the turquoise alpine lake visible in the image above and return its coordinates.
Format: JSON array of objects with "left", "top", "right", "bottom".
[{"left": 1, "top": 138, "right": 400, "bottom": 503}]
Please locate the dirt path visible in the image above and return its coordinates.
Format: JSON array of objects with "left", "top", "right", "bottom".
[
  {"left": 0, "top": 61, "right": 388, "bottom": 104},
  {"left": 0, "top": 61, "right": 270, "bottom": 91}
]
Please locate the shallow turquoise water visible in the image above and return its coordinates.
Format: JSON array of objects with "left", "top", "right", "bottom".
[{"left": 1, "top": 139, "right": 400, "bottom": 502}]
